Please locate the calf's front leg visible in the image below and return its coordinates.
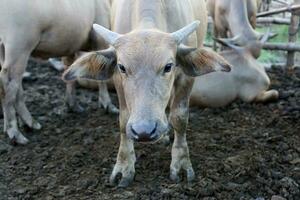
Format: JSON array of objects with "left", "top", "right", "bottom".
[
  {"left": 110, "top": 108, "right": 135, "bottom": 188},
  {"left": 110, "top": 133, "right": 136, "bottom": 188},
  {"left": 169, "top": 77, "right": 195, "bottom": 183}
]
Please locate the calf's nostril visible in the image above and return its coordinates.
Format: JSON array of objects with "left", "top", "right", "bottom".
[
  {"left": 150, "top": 123, "right": 157, "bottom": 137},
  {"left": 130, "top": 126, "right": 139, "bottom": 139},
  {"left": 131, "top": 122, "right": 158, "bottom": 141}
]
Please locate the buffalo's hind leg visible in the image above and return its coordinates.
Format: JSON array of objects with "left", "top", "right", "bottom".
[
  {"left": 0, "top": 39, "right": 39, "bottom": 144},
  {"left": 65, "top": 81, "right": 84, "bottom": 113},
  {"left": 15, "top": 84, "right": 42, "bottom": 130},
  {"left": 169, "top": 75, "right": 195, "bottom": 183},
  {"left": 98, "top": 81, "right": 119, "bottom": 114},
  {"left": 62, "top": 56, "right": 85, "bottom": 113}
]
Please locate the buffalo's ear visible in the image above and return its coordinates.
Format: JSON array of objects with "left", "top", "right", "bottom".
[
  {"left": 176, "top": 45, "right": 231, "bottom": 77},
  {"left": 62, "top": 48, "right": 116, "bottom": 82}
]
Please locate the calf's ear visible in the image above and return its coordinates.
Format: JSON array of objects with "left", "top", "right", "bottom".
[
  {"left": 62, "top": 48, "right": 116, "bottom": 82},
  {"left": 176, "top": 45, "right": 231, "bottom": 77}
]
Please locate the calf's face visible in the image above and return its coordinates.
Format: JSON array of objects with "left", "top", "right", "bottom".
[
  {"left": 63, "top": 21, "right": 231, "bottom": 142},
  {"left": 115, "top": 31, "right": 177, "bottom": 142}
]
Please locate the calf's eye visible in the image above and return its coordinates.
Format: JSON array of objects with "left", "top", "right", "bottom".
[
  {"left": 164, "top": 63, "right": 173, "bottom": 73},
  {"left": 118, "top": 64, "right": 126, "bottom": 73}
]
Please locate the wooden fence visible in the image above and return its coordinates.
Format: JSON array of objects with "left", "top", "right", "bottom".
[
  {"left": 207, "top": 0, "right": 300, "bottom": 70},
  {"left": 257, "top": 1, "right": 300, "bottom": 70}
]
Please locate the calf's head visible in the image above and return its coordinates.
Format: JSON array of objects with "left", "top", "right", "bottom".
[{"left": 63, "top": 21, "right": 231, "bottom": 142}]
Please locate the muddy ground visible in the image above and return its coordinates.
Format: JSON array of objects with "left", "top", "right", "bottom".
[{"left": 0, "top": 59, "right": 299, "bottom": 200}]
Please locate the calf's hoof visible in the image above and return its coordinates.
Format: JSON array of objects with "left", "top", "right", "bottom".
[
  {"left": 7, "top": 129, "right": 29, "bottom": 145},
  {"left": 170, "top": 166, "right": 195, "bottom": 183},
  {"left": 109, "top": 164, "right": 135, "bottom": 188}
]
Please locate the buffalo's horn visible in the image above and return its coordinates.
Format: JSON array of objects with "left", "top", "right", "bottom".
[
  {"left": 218, "top": 35, "right": 242, "bottom": 46},
  {"left": 93, "top": 24, "right": 122, "bottom": 45},
  {"left": 171, "top": 21, "right": 200, "bottom": 44}
]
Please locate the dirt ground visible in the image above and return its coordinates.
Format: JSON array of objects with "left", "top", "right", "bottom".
[{"left": 0, "top": 59, "right": 299, "bottom": 200}]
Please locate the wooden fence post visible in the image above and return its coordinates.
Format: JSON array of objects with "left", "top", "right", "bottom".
[{"left": 286, "top": 0, "right": 300, "bottom": 71}]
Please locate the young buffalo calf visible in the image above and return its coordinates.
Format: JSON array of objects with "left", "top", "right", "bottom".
[{"left": 63, "top": 0, "right": 231, "bottom": 187}]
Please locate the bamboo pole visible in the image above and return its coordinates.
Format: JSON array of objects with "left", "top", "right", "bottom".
[
  {"left": 286, "top": 0, "right": 300, "bottom": 70},
  {"left": 262, "top": 42, "right": 300, "bottom": 51},
  {"left": 205, "top": 42, "right": 300, "bottom": 52},
  {"left": 257, "top": 17, "right": 291, "bottom": 24},
  {"left": 273, "top": 0, "right": 289, "bottom": 5},
  {"left": 256, "top": 4, "right": 300, "bottom": 17}
]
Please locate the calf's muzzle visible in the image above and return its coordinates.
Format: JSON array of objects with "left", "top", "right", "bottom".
[{"left": 129, "top": 120, "right": 158, "bottom": 142}]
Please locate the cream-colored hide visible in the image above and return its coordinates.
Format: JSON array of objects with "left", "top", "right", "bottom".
[
  {"left": 207, "top": 0, "right": 262, "bottom": 58},
  {"left": 191, "top": 47, "right": 279, "bottom": 107},
  {"left": 0, "top": 0, "right": 111, "bottom": 144},
  {"left": 63, "top": 0, "right": 231, "bottom": 188}
]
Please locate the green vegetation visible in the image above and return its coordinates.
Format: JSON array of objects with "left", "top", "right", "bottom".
[
  {"left": 205, "top": 26, "right": 214, "bottom": 43},
  {"left": 257, "top": 25, "right": 297, "bottom": 63}
]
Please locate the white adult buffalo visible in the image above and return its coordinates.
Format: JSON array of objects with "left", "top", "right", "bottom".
[
  {"left": 0, "top": 0, "right": 115, "bottom": 144},
  {"left": 207, "top": 0, "right": 262, "bottom": 58},
  {"left": 190, "top": 39, "right": 279, "bottom": 107}
]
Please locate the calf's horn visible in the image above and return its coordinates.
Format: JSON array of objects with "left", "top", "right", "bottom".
[
  {"left": 171, "top": 21, "right": 200, "bottom": 44},
  {"left": 93, "top": 24, "right": 122, "bottom": 45}
]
